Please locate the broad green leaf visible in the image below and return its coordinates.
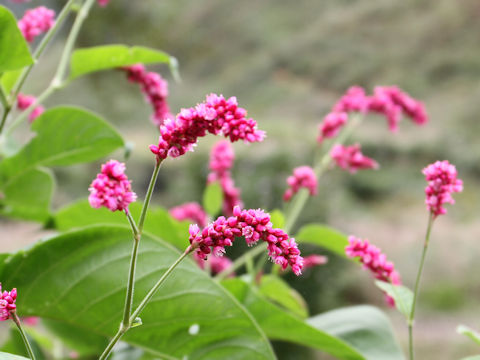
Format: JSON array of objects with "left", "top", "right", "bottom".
[
  {"left": 269, "top": 209, "right": 285, "bottom": 229},
  {"left": 375, "top": 281, "right": 413, "bottom": 319},
  {"left": 0, "top": 6, "right": 33, "bottom": 72},
  {"left": 1, "top": 69, "right": 22, "bottom": 94},
  {"left": 0, "top": 352, "right": 30, "bottom": 360},
  {"left": 54, "top": 200, "right": 190, "bottom": 250},
  {"left": 222, "top": 278, "right": 365, "bottom": 360},
  {"left": 70, "top": 45, "right": 172, "bottom": 79},
  {"left": 457, "top": 325, "right": 480, "bottom": 346},
  {"left": 0, "top": 106, "right": 124, "bottom": 186},
  {"left": 258, "top": 275, "right": 308, "bottom": 318},
  {"left": 295, "top": 224, "right": 348, "bottom": 257},
  {"left": 0, "top": 167, "right": 54, "bottom": 222},
  {"left": 0, "top": 226, "right": 275, "bottom": 360},
  {"left": 203, "top": 181, "right": 223, "bottom": 217},
  {"left": 308, "top": 305, "right": 405, "bottom": 360}
]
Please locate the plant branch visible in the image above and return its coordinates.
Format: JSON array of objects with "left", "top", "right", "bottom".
[
  {"left": 10, "top": 312, "right": 36, "bottom": 360},
  {"left": 138, "top": 159, "right": 162, "bottom": 233}
]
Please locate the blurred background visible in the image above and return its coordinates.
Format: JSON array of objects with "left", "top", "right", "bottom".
[{"left": 2, "top": 0, "right": 480, "bottom": 358}]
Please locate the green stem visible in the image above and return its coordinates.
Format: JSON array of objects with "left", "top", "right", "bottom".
[
  {"left": 138, "top": 159, "right": 162, "bottom": 233},
  {"left": 10, "top": 312, "right": 36, "bottom": 360},
  {"left": 408, "top": 213, "right": 434, "bottom": 360},
  {"left": 0, "top": 85, "right": 8, "bottom": 108},
  {"left": 122, "top": 211, "right": 140, "bottom": 327},
  {"left": 99, "top": 249, "right": 191, "bottom": 360}
]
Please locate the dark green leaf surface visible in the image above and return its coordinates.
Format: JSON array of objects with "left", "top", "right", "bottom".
[
  {"left": 295, "top": 224, "right": 349, "bottom": 257},
  {"left": 0, "top": 226, "right": 275, "bottom": 360},
  {"left": 308, "top": 305, "right": 405, "bottom": 360},
  {"left": 0, "top": 167, "right": 54, "bottom": 222},
  {"left": 0, "top": 6, "right": 33, "bottom": 72},
  {"left": 202, "top": 182, "right": 223, "bottom": 217},
  {"left": 222, "top": 278, "right": 365, "bottom": 360},
  {"left": 0, "top": 107, "right": 124, "bottom": 186},
  {"left": 54, "top": 200, "right": 190, "bottom": 250},
  {"left": 70, "top": 45, "right": 171, "bottom": 79},
  {"left": 375, "top": 281, "right": 413, "bottom": 319}
]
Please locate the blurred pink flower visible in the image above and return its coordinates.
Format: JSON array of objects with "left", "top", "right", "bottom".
[
  {"left": 193, "top": 252, "right": 233, "bottom": 276},
  {"left": 97, "top": 0, "right": 110, "bottom": 6},
  {"left": 18, "top": 6, "right": 55, "bottom": 43},
  {"left": 283, "top": 166, "right": 318, "bottom": 202},
  {"left": 17, "top": 93, "right": 45, "bottom": 122},
  {"left": 169, "top": 202, "right": 209, "bottom": 227},
  {"left": 317, "top": 112, "right": 348, "bottom": 143},
  {"left": 330, "top": 144, "right": 379, "bottom": 173},
  {"left": 303, "top": 254, "right": 328, "bottom": 269}
]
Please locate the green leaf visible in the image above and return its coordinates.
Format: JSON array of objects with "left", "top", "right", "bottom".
[
  {"left": 70, "top": 45, "right": 172, "bottom": 80},
  {"left": 54, "top": 200, "right": 190, "bottom": 250},
  {"left": 1, "top": 69, "right": 22, "bottom": 94},
  {"left": 0, "top": 352, "right": 30, "bottom": 360},
  {"left": 203, "top": 181, "right": 223, "bottom": 217},
  {"left": 258, "top": 275, "right": 308, "bottom": 318},
  {"left": 269, "top": 209, "right": 285, "bottom": 229},
  {"left": 0, "top": 167, "right": 54, "bottom": 222},
  {"left": 222, "top": 277, "right": 365, "bottom": 360},
  {"left": 295, "top": 224, "right": 349, "bottom": 257},
  {"left": 0, "top": 6, "right": 33, "bottom": 72},
  {"left": 375, "top": 281, "right": 413, "bottom": 319},
  {"left": 457, "top": 325, "right": 480, "bottom": 346},
  {"left": 0, "top": 225, "right": 275, "bottom": 360},
  {"left": 0, "top": 106, "right": 124, "bottom": 186},
  {"left": 308, "top": 305, "right": 405, "bottom": 360}
]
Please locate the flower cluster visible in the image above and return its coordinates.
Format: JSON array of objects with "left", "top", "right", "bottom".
[
  {"left": 345, "top": 236, "right": 401, "bottom": 306},
  {"left": 88, "top": 160, "right": 137, "bottom": 212},
  {"left": 122, "top": 64, "right": 171, "bottom": 127},
  {"left": 318, "top": 85, "right": 428, "bottom": 142},
  {"left": 18, "top": 6, "right": 55, "bottom": 43},
  {"left": 330, "top": 144, "right": 379, "bottom": 173},
  {"left": 423, "top": 160, "right": 463, "bottom": 217},
  {"left": 150, "top": 94, "right": 265, "bottom": 160},
  {"left": 188, "top": 206, "right": 303, "bottom": 275},
  {"left": 283, "top": 166, "right": 318, "bottom": 201},
  {"left": 0, "top": 284, "right": 17, "bottom": 321},
  {"left": 17, "top": 93, "right": 44, "bottom": 122},
  {"left": 207, "top": 140, "right": 243, "bottom": 215},
  {"left": 169, "top": 202, "right": 209, "bottom": 228}
]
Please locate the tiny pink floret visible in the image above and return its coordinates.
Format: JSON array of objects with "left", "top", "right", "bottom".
[
  {"left": 189, "top": 206, "right": 303, "bottom": 275},
  {"left": 0, "top": 284, "right": 17, "bottom": 321},
  {"left": 330, "top": 144, "right": 379, "bottom": 174},
  {"left": 88, "top": 160, "right": 137, "bottom": 212},
  {"left": 283, "top": 166, "right": 318, "bottom": 202},
  {"left": 422, "top": 160, "right": 463, "bottom": 217},
  {"left": 150, "top": 94, "right": 265, "bottom": 160},
  {"left": 18, "top": 6, "right": 55, "bottom": 43},
  {"left": 17, "top": 93, "right": 44, "bottom": 123},
  {"left": 169, "top": 202, "right": 209, "bottom": 228}
]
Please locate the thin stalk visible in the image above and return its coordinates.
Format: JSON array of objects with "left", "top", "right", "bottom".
[
  {"left": 408, "top": 213, "right": 435, "bottom": 360},
  {"left": 99, "top": 250, "right": 191, "bottom": 360},
  {"left": 0, "top": 86, "right": 10, "bottom": 134},
  {"left": 137, "top": 159, "right": 162, "bottom": 233},
  {"left": 122, "top": 211, "right": 140, "bottom": 327},
  {"left": 10, "top": 312, "right": 36, "bottom": 360},
  {"left": 0, "top": 85, "right": 8, "bottom": 108}
]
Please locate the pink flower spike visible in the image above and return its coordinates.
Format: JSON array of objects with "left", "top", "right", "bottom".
[
  {"left": 375, "top": 86, "right": 428, "bottom": 126},
  {"left": 345, "top": 236, "right": 401, "bottom": 307},
  {"left": 283, "top": 166, "right": 318, "bottom": 202},
  {"left": 88, "top": 160, "right": 137, "bottom": 212},
  {"left": 169, "top": 202, "right": 209, "bottom": 228},
  {"left": 330, "top": 144, "right": 379, "bottom": 174},
  {"left": 0, "top": 284, "right": 17, "bottom": 321},
  {"left": 18, "top": 6, "right": 55, "bottom": 43},
  {"left": 422, "top": 160, "right": 463, "bottom": 217},
  {"left": 317, "top": 112, "right": 348, "bottom": 143},
  {"left": 333, "top": 86, "right": 370, "bottom": 113},
  {"left": 189, "top": 207, "right": 303, "bottom": 275},
  {"left": 150, "top": 94, "right": 265, "bottom": 160}
]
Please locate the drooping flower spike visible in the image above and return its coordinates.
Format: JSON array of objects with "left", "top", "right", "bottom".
[
  {"left": 17, "top": 6, "right": 55, "bottom": 43},
  {"left": 283, "top": 166, "right": 318, "bottom": 202},
  {"left": 88, "top": 160, "right": 137, "bottom": 212},
  {"left": 169, "top": 202, "right": 209, "bottom": 228},
  {"left": 423, "top": 160, "right": 463, "bottom": 217},
  {"left": 17, "top": 93, "right": 45, "bottom": 122},
  {"left": 0, "top": 284, "right": 17, "bottom": 321},
  {"left": 207, "top": 140, "right": 243, "bottom": 215},
  {"left": 330, "top": 144, "right": 379, "bottom": 174},
  {"left": 188, "top": 206, "right": 303, "bottom": 275},
  {"left": 150, "top": 94, "right": 265, "bottom": 160},
  {"left": 345, "top": 236, "right": 401, "bottom": 306},
  {"left": 122, "top": 64, "right": 172, "bottom": 126}
]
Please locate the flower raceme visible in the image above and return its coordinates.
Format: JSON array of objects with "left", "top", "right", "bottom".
[
  {"left": 0, "top": 284, "right": 17, "bottom": 321},
  {"left": 188, "top": 206, "right": 304, "bottom": 275},
  {"left": 283, "top": 166, "right": 318, "bottom": 202},
  {"left": 122, "top": 64, "right": 172, "bottom": 127},
  {"left": 423, "top": 160, "right": 463, "bottom": 217},
  {"left": 88, "top": 160, "right": 137, "bottom": 212},
  {"left": 330, "top": 144, "right": 379, "bottom": 173},
  {"left": 150, "top": 94, "right": 265, "bottom": 160},
  {"left": 17, "top": 6, "right": 55, "bottom": 43},
  {"left": 17, "top": 93, "right": 44, "bottom": 122},
  {"left": 169, "top": 202, "right": 209, "bottom": 228},
  {"left": 208, "top": 140, "right": 243, "bottom": 215}
]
